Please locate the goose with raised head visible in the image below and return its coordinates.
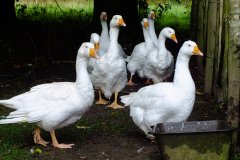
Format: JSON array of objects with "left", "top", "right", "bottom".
[
  {"left": 99, "top": 12, "right": 126, "bottom": 59},
  {"left": 99, "top": 12, "right": 110, "bottom": 54},
  {"left": 148, "top": 11, "right": 158, "bottom": 48},
  {"left": 0, "top": 42, "right": 98, "bottom": 148},
  {"left": 121, "top": 40, "right": 203, "bottom": 138},
  {"left": 127, "top": 18, "right": 154, "bottom": 85},
  {"left": 143, "top": 27, "right": 178, "bottom": 84},
  {"left": 90, "top": 15, "right": 127, "bottom": 109}
]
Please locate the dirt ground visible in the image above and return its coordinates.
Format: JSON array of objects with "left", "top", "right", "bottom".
[{"left": 0, "top": 26, "right": 227, "bottom": 160}]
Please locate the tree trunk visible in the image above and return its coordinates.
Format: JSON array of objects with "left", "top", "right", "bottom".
[
  {"left": 0, "top": 0, "right": 18, "bottom": 29},
  {"left": 226, "top": 0, "right": 240, "bottom": 155}
]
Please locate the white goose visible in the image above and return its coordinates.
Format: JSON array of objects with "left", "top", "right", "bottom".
[
  {"left": 99, "top": 12, "right": 126, "bottom": 59},
  {"left": 88, "top": 33, "right": 109, "bottom": 105},
  {"left": 143, "top": 27, "right": 178, "bottom": 84},
  {"left": 121, "top": 40, "right": 203, "bottom": 138},
  {"left": 90, "top": 15, "right": 127, "bottom": 109},
  {"left": 88, "top": 33, "right": 100, "bottom": 74},
  {"left": 0, "top": 42, "right": 97, "bottom": 148},
  {"left": 127, "top": 18, "right": 154, "bottom": 85},
  {"left": 99, "top": 12, "right": 110, "bottom": 54},
  {"left": 148, "top": 11, "right": 158, "bottom": 48}
]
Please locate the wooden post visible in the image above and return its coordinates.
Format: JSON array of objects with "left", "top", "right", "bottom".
[
  {"left": 204, "top": 0, "right": 218, "bottom": 97},
  {"left": 218, "top": 0, "right": 229, "bottom": 101},
  {"left": 213, "top": 0, "right": 223, "bottom": 98},
  {"left": 190, "top": 0, "right": 199, "bottom": 40},
  {"left": 227, "top": 0, "right": 240, "bottom": 156},
  {"left": 196, "top": 0, "right": 206, "bottom": 78}
]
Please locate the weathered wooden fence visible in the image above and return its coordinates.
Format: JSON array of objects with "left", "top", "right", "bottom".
[{"left": 191, "top": 0, "right": 240, "bottom": 155}]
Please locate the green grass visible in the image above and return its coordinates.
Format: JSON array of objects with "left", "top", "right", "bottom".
[
  {"left": 0, "top": 123, "right": 34, "bottom": 160},
  {"left": 0, "top": 104, "right": 135, "bottom": 159},
  {"left": 15, "top": 0, "right": 93, "bottom": 25},
  {"left": 155, "top": 4, "right": 191, "bottom": 31}
]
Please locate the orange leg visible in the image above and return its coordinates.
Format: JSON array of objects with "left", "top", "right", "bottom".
[
  {"left": 33, "top": 127, "right": 49, "bottom": 146},
  {"left": 95, "top": 90, "right": 109, "bottom": 105},
  {"left": 127, "top": 75, "right": 136, "bottom": 86},
  {"left": 51, "top": 130, "right": 74, "bottom": 149},
  {"left": 107, "top": 91, "right": 124, "bottom": 109}
]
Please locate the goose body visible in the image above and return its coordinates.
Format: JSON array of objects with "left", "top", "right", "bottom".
[
  {"left": 90, "top": 15, "right": 127, "bottom": 109},
  {"left": 121, "top": 40, "right": 203, "bottom": 138},
  {"left": 143, "top": 27, "right": 178, "bottom": 83},
  {"left": 0, "top": 42, "right": 97, "bottom": 148}
]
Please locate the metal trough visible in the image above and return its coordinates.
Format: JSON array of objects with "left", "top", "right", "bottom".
[{"left": 153, "top": 120, "right": 233, "bottom": 160}]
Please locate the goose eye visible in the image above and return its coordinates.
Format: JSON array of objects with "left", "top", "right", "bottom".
[
  {"left": 188, "top": 44, "right": 191, "bottom": 47},
  {"left": 169, "top": 31, "right": 171, "bottom": 33},
  {"left": 85, "top": 46, "right": 88, "bottom": 48}
]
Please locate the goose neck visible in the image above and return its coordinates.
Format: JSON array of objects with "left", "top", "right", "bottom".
[
  {"left": 75, "top": 57, "right": 93, "bottom": 89},
  {"left": 173, "top": 53, "right": 195, "bottom": 90},
  {"left": 109, "top": 27, "right": 119, "bottom": 43},
  {"left": 158, "top": 34, "right": 166, "bottom": 49},
  {"left": 101, "top": 21, "right": 108, "bottom": 35}
]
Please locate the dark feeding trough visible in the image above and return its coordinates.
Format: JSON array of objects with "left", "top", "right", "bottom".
[{"left": 153, "top": 120, "right": 233, "bottom": 160}]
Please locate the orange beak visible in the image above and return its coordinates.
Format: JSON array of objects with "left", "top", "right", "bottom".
[
  {"left": 193, "top": 46, "right": 203, "bottom": 56},
  {"left": 151, "top": 13, "right": 156, "bottom": 19},
  {"left": 118, "top": 18, "right": 126, "bottom": 27},
  {"left": 171, "top": 34, "right": 178, "bottom": 43},
  {"left": 94, "top": 43, "right": 100, "bottom": 51},
  {"left": 103, "top": 14, "right": 107, "bottom": 20},
  {"left": 144, "top": 21, "right": 149, "bottom": 28},
  {"left": 89, "top": 48, "right": 98, "bottom": 58}
]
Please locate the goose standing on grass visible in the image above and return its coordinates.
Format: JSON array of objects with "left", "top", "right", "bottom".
[
  {"left": 90, "top": 15, "right": 127, "bottom": 109},
  {"left": 148, "top": 11, "right": 158, "bottom": 48},
  {"left": 127, "top": 18, "right": 154, "bottom": 85},
  {"left": 0, "top": 42, "right": 98, "bottom": 149},
  {"left": 121, "top": 40, "right": 203, "bottom": 138},
  {"left": 143, "top": 27, "right": 178, "bottom": 84}
]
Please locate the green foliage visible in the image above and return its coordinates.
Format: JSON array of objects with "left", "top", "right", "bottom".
[{"left": 138, "top": 0, "right": 191, "bottom": 31}]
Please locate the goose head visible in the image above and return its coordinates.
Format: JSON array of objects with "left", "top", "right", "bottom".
[
  {"left": 148, "top": 11, "right": 156, "bottom": 20},
  {"left": 90, "top": 33, "right": 100, "bottom": 51},
  {"left": 141, "top": 18, "right": 149, "bottom": 29},
  {"left": 78, "top": 42, "right": 98, "bottom": 59},
  {"left": 180, "top": 40, "right": 203, "bottom": 57},
  {"left": 110, "top": 15, "right": 126, "bottom": 28},
  {"left": 161, "top": 27, "right": 178, "bottom": 43},
  {"left": 100, "top": 12, "right": 108, "bottom": 21}
]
